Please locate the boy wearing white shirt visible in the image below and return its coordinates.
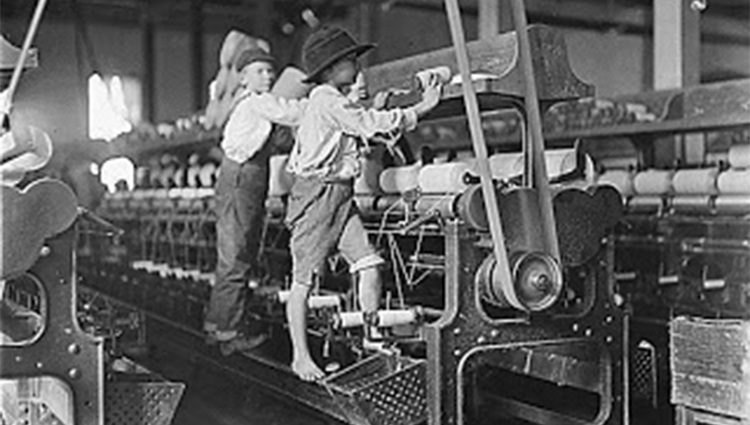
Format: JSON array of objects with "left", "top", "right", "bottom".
[
  {"left": 285, "top": 26, "right": 442, "bottom": 381},
  {"left": 205, "top": 47, "right": 306, "bottom": 355}
]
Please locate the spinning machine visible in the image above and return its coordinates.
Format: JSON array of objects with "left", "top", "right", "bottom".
[
  {"left": 79, "top": 7, "right": 631, "bottom": 424},
  {"left": 4, "top": 0, "right": 749, "bottom": 424}
]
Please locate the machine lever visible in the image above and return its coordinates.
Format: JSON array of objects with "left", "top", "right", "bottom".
[{"left": 78, "top": 207, "right": 124, "bottom": 237}]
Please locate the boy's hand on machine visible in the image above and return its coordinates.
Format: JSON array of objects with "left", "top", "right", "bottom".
[
  {"left": 413, "top": 75, "right": 442, "bottom": 117},
  {"left": 292, "top": 355, "right": 325, "bottom": 382},
  {"left": 372, "top": 90, "right": 392, "bottom": 110}
]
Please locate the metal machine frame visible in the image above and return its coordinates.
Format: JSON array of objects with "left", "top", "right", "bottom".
[
  {"left": 1, "top": 228, "right": 106, "bottom": 425},
  {"left": 426, "top": 221, "right": 626, "bottom": 425}
]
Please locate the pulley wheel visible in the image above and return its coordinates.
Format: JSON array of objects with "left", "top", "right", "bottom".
[{"left": 477, "top": 251, "right": 563, "bottom": 311}]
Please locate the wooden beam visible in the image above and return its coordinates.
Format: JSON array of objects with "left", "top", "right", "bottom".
[
  {"left": 653, "top": 0, "right": 701, "bottom": 89},
  {"left": 393, "top": 0, "right": 749, "bottom": 45},
  {"left": 191, "top": 0, "right": 204, "bottom": 110},
  {"left": 140, "top": 0, "right": 155, "bottom": 122},
  {"left": 653, "top": 1, "right": 702, "bottom": 166},
  {"left": 357, "top": 2, "right": 379, "bottom": 66},
  {"left": 478, "top": 0, "right": 500, "bottom": 39}
]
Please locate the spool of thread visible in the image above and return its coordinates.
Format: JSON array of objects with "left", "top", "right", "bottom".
[
  {"left": 715, "top": 195, "right": 750, "bottom": 214},
  {"left": 373, "top": 309, "right": 418, "bottom": 327},
  {"left": 597, "top": 170, "right": 634, "bottom": 197},
  {"left": 185, "top": 270, "right": 202, "bottom": 280},
  {"left": 546, "top": 149, "right": 575, "bottom": 177},
  {"left": 727, "top": 144, "right": 750, "bottom": 169},
  {"left": 136, "top": 166, "right": 150, "bottom": 188},
  {"left": 414, "top": 66, "right": 452, "bottom": 89},
  {"left": 487, "top": 153, "right": 523, "bottom": 180},
  {"left": 415, "top": 194, "right": 459, "bottom": 217},
  {"left": 268, "top": 155, "right": 294, "bottom": 196},
  {"left": 354, "top": 157, "right": 383, "bottom": 195},
  {"left": 336, "top": 312, "right": 365, "bottom": 328},
  {"left": 672, "top": 168, "right": 718, "bottom": 194},
  {"left": 545, "top": 148, "right": 594, "bottom": 181},
  {"left": 633, "top": 170, "right": 673, "bottom": 195},
  {"left": 197, "top": 188, "right": 215, "bottom": 198},
  {"left": 200, "top": 273, "right": 216, "bottom": 286},
  {"left": 628, "top": 196, "right": 663, "bottom": 213},
  {"left": 379, "top": 165, "right": 420, "bottom": 194},
  {"left": 485, "top": 149, "right": 590, "bottom": 182},
  {"left": 186, "top": 165, "right": 201, "bottom": 188},
  {"left": 131, "top": 260, "right": 151, "bottom": 270},
  {"left": 173, "top": 167, "right": 186, "bottom": 188},
  {"left": 182, "top": 188, "right": 198, "bottom": 199},
  {"left": 308, "top": 295, "right": 341, "bottom": 309},
  {"left": 151, "top": 263, "right": 169, "bottom": 277},
  {"left": 199, "top": 163, "right": 217, "bottom": 188},
  {"left": 717, "top": 169, "right": 750, "bottom": 194},
  {"left": 276, "top": 291, "right": 341, "bottom": 309},
  {"left": 671, "top": 196, "right": 711, "bottom": 213},
  {"left": 153, "top": 189, "right": 169, "bottom": 199},
  {"left": 418, "top": 162, "right": 477, "bottom": 194}
]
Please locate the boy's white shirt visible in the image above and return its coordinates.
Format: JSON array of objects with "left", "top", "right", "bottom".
[
  {"left": 287, "top": 84, "right": 418, "bottom": 179},
  {"left": 221, "top": 89, "right": 307, "bottom": 163}
]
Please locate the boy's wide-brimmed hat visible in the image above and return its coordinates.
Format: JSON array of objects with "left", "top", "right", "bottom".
[{"left": 302, "top": 26, "right": 374, "bottom": 83}]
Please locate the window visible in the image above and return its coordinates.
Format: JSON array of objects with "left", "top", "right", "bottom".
[
  {"left": 100, "top": 156, "right": 135, "bottom": 192},
  {"left": 88, "top": 74, "right": 141, "bottom": 142}
]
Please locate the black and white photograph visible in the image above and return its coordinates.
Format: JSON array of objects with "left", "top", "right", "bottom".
[{"left": 1, "top": 0, "right": 749, "bottom": 424}]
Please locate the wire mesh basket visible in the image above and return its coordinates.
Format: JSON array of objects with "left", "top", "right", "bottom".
[
  {"left": 322, "top": 353, "right": 427, "bottom": 425},
  {"left": 105, "top": 367, "right": 184, "bottom": 425}
]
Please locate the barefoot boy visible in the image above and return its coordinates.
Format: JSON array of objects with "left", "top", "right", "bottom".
[{"left": 285, "top": 26, "right": 442, "bottom": 380}]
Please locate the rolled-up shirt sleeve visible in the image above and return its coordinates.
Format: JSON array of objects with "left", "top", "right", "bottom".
[{"left": 328, "top": 98, "right": 419, "bottom": 142}]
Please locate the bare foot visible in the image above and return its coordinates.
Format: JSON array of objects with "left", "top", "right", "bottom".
[{"left": 291, "top": 356, "right": 325, "bottom": 382}]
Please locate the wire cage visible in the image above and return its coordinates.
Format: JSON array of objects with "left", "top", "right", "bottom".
[
  {"left": 105, "top": 361, "right": 185, "bottom": 425},
  {"left": 322, "top": 353, "right": 427, "bottom": 425}
]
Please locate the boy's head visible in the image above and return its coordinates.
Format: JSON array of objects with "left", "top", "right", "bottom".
[
  {"left": 235, "top": 48, "right": 276, "bottom": 93},
  {"left": 302, "top": 26, "right": 374, "bottom": 88}
]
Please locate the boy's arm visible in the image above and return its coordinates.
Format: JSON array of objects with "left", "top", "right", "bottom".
[
  {"left": 329, "top": 99, "right": 417, "bottom": 142},
  {"left": 249, "top": 93, "right": 308, "bottom": 127},
  {"left": 330, "top": 78, "right": 442, "bottom": 141}
]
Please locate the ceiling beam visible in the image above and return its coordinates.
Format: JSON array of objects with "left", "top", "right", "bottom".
[
  {"left": 1, "top": 0, "right": 747, "bottom": 44},
  {"left": 390, "top": 0, "right": 749, "bottom": 46},
  {"left": 0, "top": 0, "right": 256, "bottom": 33}
]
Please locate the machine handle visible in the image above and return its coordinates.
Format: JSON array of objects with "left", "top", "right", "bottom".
[{"left": 78, "top": 207, "right": 125, "bottom": 237}]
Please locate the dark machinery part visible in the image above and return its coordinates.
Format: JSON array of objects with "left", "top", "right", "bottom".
[
  {"left": 477, "top": 250, "right": 563, "bottom": 312},
  {"left": 1, "top": 182, "right": 184, "bottom": 425}
]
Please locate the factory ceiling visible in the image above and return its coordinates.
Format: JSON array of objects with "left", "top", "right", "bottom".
[{"left": 1, "top": 0, "right": 748, "bottom": 31}]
